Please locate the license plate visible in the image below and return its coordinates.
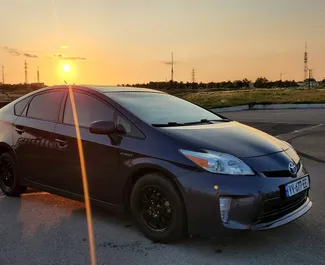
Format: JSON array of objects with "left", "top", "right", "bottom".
[{"left": 285, "top": 176, "right": 310, "bottom": 197}]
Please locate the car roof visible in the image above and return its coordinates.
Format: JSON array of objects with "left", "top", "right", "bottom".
[
  {"left": 93, "top": 86, "right": 164, "bottom": 93},
  {"left": 12, "top": 85, "right": 165, "bottom": 104},
  {"left": 44, "top": 85, "right": 163, "bottom": 94}
]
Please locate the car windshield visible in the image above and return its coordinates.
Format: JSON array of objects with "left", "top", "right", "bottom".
[{"left": 107, "top": 92, "right": 223, "bottom": 125}]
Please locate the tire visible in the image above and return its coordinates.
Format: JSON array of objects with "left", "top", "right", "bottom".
[
  {"left": 0, "top": 153, "right": 27, "bottom": 196},
  {"left": 130, "top": 173, "right": 187, "bottom": 243}
]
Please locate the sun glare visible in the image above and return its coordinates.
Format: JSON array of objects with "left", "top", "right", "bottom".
[{"left": 62, "top": 64, "right": 71, "bottom": 73}]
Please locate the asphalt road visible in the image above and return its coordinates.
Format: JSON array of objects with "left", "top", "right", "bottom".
[{"left": 0, "top": 109, "right": 324, "bottom": 265}]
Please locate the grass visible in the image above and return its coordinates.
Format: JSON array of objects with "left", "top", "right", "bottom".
[
  {"left": 177, "top": 88, "right": 325, "bottom": 109},
  {"left": 1, "top": 87, "right": 325, "bottom": 110}
]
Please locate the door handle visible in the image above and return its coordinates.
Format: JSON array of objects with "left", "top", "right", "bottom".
[
  {"left": 55, "top": 138, "right": 68, "bottom": 148},
  {"left": 15, "top": 126, "right": 25, "bottom": 134}
]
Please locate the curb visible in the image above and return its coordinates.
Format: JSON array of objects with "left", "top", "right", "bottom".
[{"left": 211, "top": 103, "right": 325, "bottom": 113}]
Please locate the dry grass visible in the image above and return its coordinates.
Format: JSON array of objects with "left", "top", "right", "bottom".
[{"left": 179, "top": 88, "right": 325, "bottom": 109}]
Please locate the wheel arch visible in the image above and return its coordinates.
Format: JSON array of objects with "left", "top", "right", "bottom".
[
  {"left": 123, "top": 164, "right": 187, "bottom": 218},
  {"left": 0, "top": 142, "right": 17, "bottom": 162}
]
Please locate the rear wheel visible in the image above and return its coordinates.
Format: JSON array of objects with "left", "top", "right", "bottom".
[
  {"left": 0, "top": 153, "right": 26, "bottom": 196},
  {"left": 130, "top": 173, "right": 187, "bottom": 242}
]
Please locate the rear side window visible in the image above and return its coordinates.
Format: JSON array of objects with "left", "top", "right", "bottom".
[
  {"left": 14, "top": 96, "right": 31, "bottom": 116},
  {"left": 64, "top": 92, "right": 114, "bottom": 128},
  {"left": 27, "top": 91, "right": 64, "bottom": 122}
]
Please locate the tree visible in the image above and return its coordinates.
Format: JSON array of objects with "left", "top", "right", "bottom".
[{"left": 254, "top": 77, "right": 269, "bottom": 88}]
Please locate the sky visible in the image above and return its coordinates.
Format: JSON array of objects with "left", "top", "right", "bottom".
[{"left": 0, "top": 0, "right": 325, "bottom": 85}]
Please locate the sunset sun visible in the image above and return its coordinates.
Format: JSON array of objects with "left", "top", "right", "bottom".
[{"left": 62, "top": 64, "right": 71, "bottom": 73}]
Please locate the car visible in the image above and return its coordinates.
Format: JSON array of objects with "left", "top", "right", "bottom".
[{"left": 0, "top": 85, "right": 312, "bottom": 242}]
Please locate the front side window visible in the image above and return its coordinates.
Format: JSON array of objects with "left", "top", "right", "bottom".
[
  {"left": 27, "top": 91, "right": 64, "bottom": 122},
  {"left": 64, "top": 92, "right": 114, "bottom": 128}
]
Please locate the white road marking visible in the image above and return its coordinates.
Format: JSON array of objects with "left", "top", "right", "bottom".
[{"left": 276, "top": 124, "right": 324, "bottom": 138}]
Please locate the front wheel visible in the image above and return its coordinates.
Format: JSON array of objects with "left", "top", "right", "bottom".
[
  {"left": 0, "top": 153, "right": 26, "bottom": 196},
  {"left": 130, "top": 173, "right": 187, "bottom": 243}
]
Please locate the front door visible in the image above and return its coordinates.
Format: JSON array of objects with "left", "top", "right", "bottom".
[{"left": 52, "top": 91, "right": 120, "bottom": 203}]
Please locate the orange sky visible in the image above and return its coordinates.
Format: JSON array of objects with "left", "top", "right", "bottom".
[{"left": 1, "top": 0, "right": 325, "bottom": 85}]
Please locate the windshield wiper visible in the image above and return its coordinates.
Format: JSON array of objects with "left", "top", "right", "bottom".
[
  {"left": 152, "top": 122, "right": 185, "bottom": 127},
  {"left": 152, "top": 118, "right": 231, "bottom": 127},
  {"left": 184, "top": 119, "right": 231, "bottom": 125}
]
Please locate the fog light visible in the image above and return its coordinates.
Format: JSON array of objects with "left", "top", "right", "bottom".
[{"left": 219, "top": 197, "right": 232, "bottom": 223}]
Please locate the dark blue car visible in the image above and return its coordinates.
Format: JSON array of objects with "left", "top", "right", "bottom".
[{"left": 0, "top": 85, "right": 312, "bottom": 242}]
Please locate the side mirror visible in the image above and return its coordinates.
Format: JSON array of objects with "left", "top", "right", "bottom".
[{"left": 89, "top": 121, "right": 116, "bottom": 135}]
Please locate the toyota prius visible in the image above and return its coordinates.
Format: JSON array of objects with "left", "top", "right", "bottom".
[{"left": 0, "top": 85, "right": 312, "bottom": 242}]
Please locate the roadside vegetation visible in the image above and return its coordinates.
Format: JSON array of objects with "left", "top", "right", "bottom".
[
  {"left": 179, "top": 88, "right": 325, "bottom": 109},
  {"left": 1, "top": 82, "right": 325, "bottom": 110}
]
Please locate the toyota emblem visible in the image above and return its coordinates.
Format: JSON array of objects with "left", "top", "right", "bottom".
[{"left": 288, "top": 161, "right": 298, "bottom": 175}]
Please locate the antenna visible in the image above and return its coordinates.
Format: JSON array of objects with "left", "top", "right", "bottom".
[
  {"left": 191, "top": 68, "right": 196, "bottom": 83},
  {"left": 161, "top": 52, "right": 179, "bottom": 82},
  {"left": 37, "top": 66, "right": 40, "bottom": 83},
  {"left": 24, "top": 60, "right": 28, "bottom": 84},
  {"left": 171, "top": 52, "right": 174, "bottom": 82},
  {"left": 308, "top": 68, "right": 315, "bottom": 89},
  {"left": 304, "top": 42, "right": 308, "bottom": 81},
  {"left": 1, "top": 66, "right": 4, "bottom": 84},
  {"left": 280, "top": 72, "right": 286, "bottom": 81}
]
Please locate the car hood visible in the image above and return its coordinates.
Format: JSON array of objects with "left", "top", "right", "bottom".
[{"left": 160, "top": 121, "right": 288, "bottom": 158}]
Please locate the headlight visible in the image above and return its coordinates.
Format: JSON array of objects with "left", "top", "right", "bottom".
[{"left": 179, "top": 149, "right": 255, "bottom": 175}]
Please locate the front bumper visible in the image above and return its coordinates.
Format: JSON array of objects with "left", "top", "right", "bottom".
[
  {"left": 251, "top": 197, "right": 312, "bottom": 230},
  {"left": 175, "top": 157, "right": 312, "bottom": 237}
]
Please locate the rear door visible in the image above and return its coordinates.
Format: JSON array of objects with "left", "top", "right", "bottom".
[
  {"left": 13, "top": 90, "right": 65, "bottom": 184},
  {"left": 52, "top": 91, "right": 120, "bottom": 203}
]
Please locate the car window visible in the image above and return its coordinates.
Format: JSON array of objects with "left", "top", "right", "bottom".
[
  {"left": 14, "top": 96, "right": 31, "bottom": 116},
  {"left": 116, "top": 114, "right": 144, "bottom": 139},
  {"left": 64, "top": 92, "right": 114, "bottom": 128},
  {"left": 107, "top": 92, "right": 222, "bottom": 125},
  {"left": 27, "top": 91, "right": 64, "bottom": 122}
]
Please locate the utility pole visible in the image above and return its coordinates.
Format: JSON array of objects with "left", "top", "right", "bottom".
[
  {"left": 171, "top": 52, "right": 174, "bottom": 82},
  {"left": 280, "top": 72, "right": 284, "bottom": 81},
  {"left": 191, "top": 68, "right": 196, "bottom": 83},
  {"left": 24, "top": 60, "right": 28, "bottom": 84},
  {"left": 1, "top": 66, "right": 4, "bottom": 84},
  {"left": 308, "top": 69, "right": 314, "bottom": 89},
  {"left": 304, "top": 43, "right": 308, "bottom": 81},
  {"left": 37, "top": 66, "right": 40, "bottom": 83}
]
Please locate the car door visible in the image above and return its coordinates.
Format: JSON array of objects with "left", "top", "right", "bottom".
[
  {"left": 52, "top": 90, "right": 120, "bottom": 203},
  {"left": 13, "top": 90, "right": 65, "bottom": 185}
]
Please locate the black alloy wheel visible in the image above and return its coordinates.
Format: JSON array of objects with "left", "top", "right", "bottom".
[
  {"left": 139, "top": 186, "right": 173, "bottom": 232},
  {"left": 0, "top": 153, "right": 26, "bottom": 196},
  {"left": 0, "top": 158, "right": 14, "bottom": 191},
  {"left": 130, "top": 173, "right": 187, "bottom": 243}
]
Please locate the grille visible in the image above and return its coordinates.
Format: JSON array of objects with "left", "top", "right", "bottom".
[
  {"left": 255, "top": 191, "right": 308, "bottom": 224},
  {"left": 262, "top": 161, "right": 301, "bottom": 178}
]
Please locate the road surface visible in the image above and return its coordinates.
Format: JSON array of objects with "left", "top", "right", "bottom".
[{"left": 0, "top": 109, "right": 324, "bottom": 265}]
